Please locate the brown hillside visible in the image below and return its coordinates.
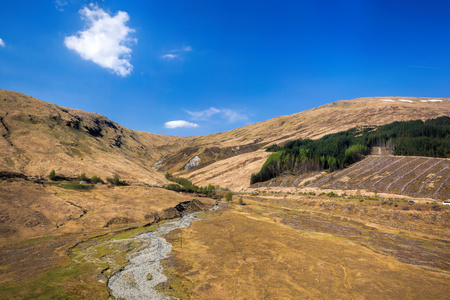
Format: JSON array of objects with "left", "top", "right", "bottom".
[
  {"left": 0, "top": 90, "right": 448, "bottom": 189},
  {"left": 172, "top": 97, "right": 449, "bottom": 190},
  {"left": 0, "top": 90, "right": 189, "bottom": 184},
  {"left": 253, "top": 155, "right": 450, "bottom": 200}
]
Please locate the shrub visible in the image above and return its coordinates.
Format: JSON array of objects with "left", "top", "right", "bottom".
[
  {"left": 91, "top": 175, "right": 103, "bottom": 184},
  {"left": 107, "top": 174, "right": 127, "bottom": 186},
  {"left": 49, "top": 170, "right": 56, "bottom": 181},
  {"left": 239, "top": 197, "right": 245, "bottom": 205},
  {"left": 225, "top": 191, "right": 233, "bottom": 202},
  {"left": 79, "top": 173, "right": 89, "bottom": 182},
  {"left": 165, "top": 183, "right": 183, "bottom": 192}
]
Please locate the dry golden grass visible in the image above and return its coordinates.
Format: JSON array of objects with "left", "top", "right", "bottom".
[
  {"left": 0, "top": 89, "right": 190, "bottom": 184},
  {"left": 0, "top": 178, "right": 215, "bottom": 288},
  {"left": 179, "top": 150, "right": 272, "bottom": 191},
  {"left": 2, "top": 90, "right": 449, "bottom": 299},
  {"left": 0, "top": 179, "right": 199, "bottom": 242},
  {"left": 2, "top": 90, "right": 449, "bottom": 191},
  {"left": 169, "top": 97, "right": 450, "bottom": 190},
  {"left": 163, "top": 199, "right": 450, "bottom": 299}
]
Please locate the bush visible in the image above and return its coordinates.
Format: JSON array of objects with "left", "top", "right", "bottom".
[
  {"left": 239, "top": 197, "right": 245, "bottom": 205},
  {"left": 49, "top": 170, "right": 56, "bottom": 181},
  {"left": 225, "top": 192, "right": 233, "bottom": 202},
  {"left": 91, "top": 175, "right": 103, "bottom": 184},
  {"left": 79, "top": 173, "right": 89, "bottom": 182},
  {"left": 107, "top": 174, "right": 127, "bottom": 186}
]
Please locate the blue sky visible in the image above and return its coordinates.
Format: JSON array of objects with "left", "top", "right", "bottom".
[{"left": 0, "top": 1, "right": 449, "bottom": 136}]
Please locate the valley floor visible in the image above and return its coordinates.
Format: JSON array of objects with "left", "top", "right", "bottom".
[
  {"left": 0, "top": 181, "right": 449, "bottom": 299},
  {"left": 160, "top": 195, "right": 449, "bottom": 299}
]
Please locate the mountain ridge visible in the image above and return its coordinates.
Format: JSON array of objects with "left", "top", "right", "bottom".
[{"left": 1, "top": 89, "right": 449, "bottom": 188}]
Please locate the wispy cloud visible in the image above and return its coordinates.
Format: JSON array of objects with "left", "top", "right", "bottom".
[
  {"left": 161, "top": 54, "right": 178, "bottom": 60},
  {"left": 186, "top": 107, "right": 248, "bottom": 123},
  {"left": 64, "top": 3, "right": 137, "bottom": 77},
  {"left": 0, "top": 38, "right": 5, "bottom": 47},
  {"left": 161, "top": 45, "right": 192, "bottom": 60},
  {"left": 54, "top": 0, "right": 68, "bottom": 11},
  {"left": 164, "top": 120, "right": 199, "bottom": 129},
  {"left": 186, "top": 107, "right": 220, "bottom": 120}
]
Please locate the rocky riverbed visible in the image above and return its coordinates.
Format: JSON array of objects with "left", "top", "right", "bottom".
[{"left": 108, "top": 209, "right": 212, "bottom": 299}]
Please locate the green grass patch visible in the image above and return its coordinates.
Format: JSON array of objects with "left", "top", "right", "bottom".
[
  {"left": 0, "top": 224, "right": 162, "bottom": 299},
  {"left": 62, "top": 183, "right": 91, "bottom": 190}
]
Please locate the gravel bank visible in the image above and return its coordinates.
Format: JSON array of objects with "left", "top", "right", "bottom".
[{"left": 108, "top": 213, "right": 201, "bottom": 300}]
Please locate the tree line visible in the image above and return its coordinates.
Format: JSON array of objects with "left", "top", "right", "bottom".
[
  {"left": 251, "top": 116, "right": 450, "bottom": 184},
  {"left": 164, "top": 172, "right": 229, "bottom": 198}
]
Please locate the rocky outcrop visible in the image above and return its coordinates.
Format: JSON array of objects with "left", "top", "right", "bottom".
[
  {"left": 174, "top": 199, "right": 208, "bottom": 215},
  {"left": 182, "top": 155, "right": 201, "bottom": 170},
  {"left": 139, "top": 199, "right": 211, "bottom": 227}
]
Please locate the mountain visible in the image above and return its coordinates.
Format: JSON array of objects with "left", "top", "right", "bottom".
[
  {"left": 169, "top": 97, "right": 450, "bottom": 190},
  {"left": 0, "top": 89, "right": 190, "bottom": 185},
  {"left": 1, "top": 90, "right": 449, "bottom": 189},
  {"left": 1, "top": 90, "right": 449, "bottom": 297}
]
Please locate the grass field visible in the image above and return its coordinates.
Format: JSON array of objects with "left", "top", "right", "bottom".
[
  {"left": 160, "top": 197, "right": 450, "bottom": 299},
  {"left": 0, "top": 179, "right": 448, "bottom": 299}
]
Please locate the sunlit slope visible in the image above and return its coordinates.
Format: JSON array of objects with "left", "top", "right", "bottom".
[
  {"left": 0, "top": 90, "right": 189, "bottom": 184},
  {"left": 253, "top": 155, "right": 449, "bottom": 200},
  {"left": 172, "top": 97, "right": 449, "bottom": 189},
  {"left": 1, "top": 90, "right": 448, "bottom": 188}
]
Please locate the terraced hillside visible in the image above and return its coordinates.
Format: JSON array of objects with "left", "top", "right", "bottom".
[
  {"left": 254, "top": 154, "right": 449, "bottom": 200},
  {"left": 314, "top": 156, "right": 449, "bottom": 199},
  {"left": 172, "top": 97, "right": 450, "bottom": 189}
]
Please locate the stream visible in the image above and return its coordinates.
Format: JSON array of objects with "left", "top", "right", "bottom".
[{"left": 107, "top": 212, "right": 202, "bottom": 300}]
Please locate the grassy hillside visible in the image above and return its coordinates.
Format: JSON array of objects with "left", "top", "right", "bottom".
[
  {"left": 175, "top": 97, "right": 449, "bottom": 190},
  {"left": 251, "top": 116, "right": 450, "bottom": 185},
  {"left": 1, "top": 90, "right": 449, "bottom": 299},
  {"left": 1, "top": 90, "right": 448, "bottom": 189},
  {"left": 0, "top": 89, "right": 189, "bottom": 185}
]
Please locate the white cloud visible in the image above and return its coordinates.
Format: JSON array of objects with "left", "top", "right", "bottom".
[
  {"left": 161, "top": 45, "right": 192, "bottom": 60},
  {"left": 64, "top": 3, "right": 136, "bottom": 77},
  {"left": 161, "top": 54, "right": 178, "bottom": 60},
  {"left": 164, "top": 120, "right": 199, "bottom": 129},
  {"left": 54, "top": 0, "right": 68, "bottom": 11},
  {"left": 186, "top": 107, "right": 248, "bottom": 123},
  {"left": 0, "top": 38, "right": 5, "bottom": 47}
]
